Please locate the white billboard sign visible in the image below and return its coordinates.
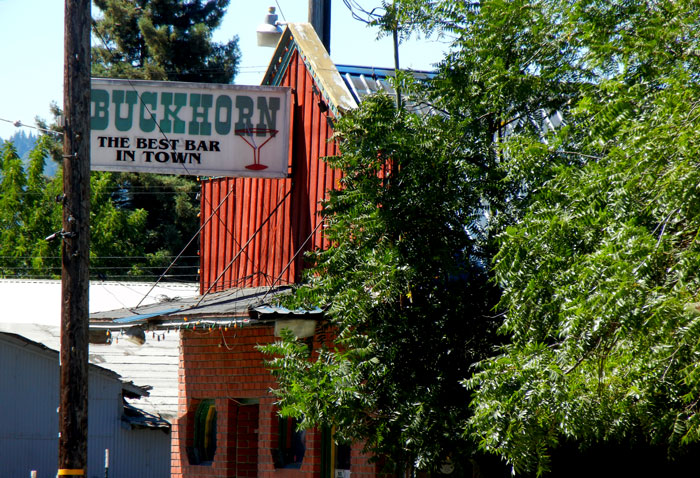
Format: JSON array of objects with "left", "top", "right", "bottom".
[{"left": 90, "top": 78, "right": 291, "bottom": 178}]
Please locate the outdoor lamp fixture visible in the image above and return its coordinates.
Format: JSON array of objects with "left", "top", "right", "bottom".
[
  {"left": 124, "top": 326, "right": 146, "bottom": 346},
  {"left": 257, "top": 6, "right": 284, "bottom": 47},
  {"left": 274, "top": 319, "right": 317, "bottom": 339}
]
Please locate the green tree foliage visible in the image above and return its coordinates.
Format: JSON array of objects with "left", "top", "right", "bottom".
[
  {"left": 259, "top": 0, "right": 576, "bottom": 474},
  {"left": 263, "top": 0, "right": 700, "bottom": 475},
  {"left": 103, "top": 172, "right": 200, "bottom": 279},
  {"left": 92, "top": 0, "right": 240, "bottom": 83},
  {"left": 461, "top": 1, "right": 700, "bottom": 475},
  {"left": 0, "top": 137, "right": 63, "bottom": 276},
  {"left": 19, "top": 136, "right": 62, "bottom": 274},
  {"left": 262, "top": 0, "right": 579, "bottom": 473},
  {"left": 263, "top": 94, "right": 502, "bottom": 475},
  {"left": 0, "top": 136, "right": 150, "bottom": 279},
  {"left": 0, "top": 142, "right": 28, "bottom": 262},
  {"left": 1, "top": 3, "right": 236, "bottom": 280},
  {"left": 0, "top": 130, "right": 38, "bottom": 164}
]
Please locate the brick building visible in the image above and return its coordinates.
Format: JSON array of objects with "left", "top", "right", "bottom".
[
  {"left": 90, "top": 23, "right": 411, "bottom": 478},
  {"left": 173, "top": 317, "right": 380, "bottom": 478},
  {"left": 172, "top": 23, "right": 394, "bottom": 478}
]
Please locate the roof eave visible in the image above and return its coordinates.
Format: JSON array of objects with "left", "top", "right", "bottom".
[{"left": 261, "top": 23, "right": 358, "bottom": 117}]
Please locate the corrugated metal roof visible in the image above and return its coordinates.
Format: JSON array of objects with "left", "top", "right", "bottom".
[
  {"left": 0, "top": 331, "right": 148, "bottom": 398},
  {"left": 0, "top": 279, "right": 199, "bottom": 421},
  {"left": 85, "top": 287, "right": 290, "bottom": 420},
  {"left": 90, "top": 286, "right": 290, "bottom": 323},
  {"left": 0, "top": 279, "right": 198, "bottom": 325},
  {"left": 1, "top": 322, "right": 180, "bottom": 421},
  {"left": 122, "top": 402, "right": 170, "bottom": 430},
  {"left": 262, "top": 24, "right": 436, "bottom": 118},
  {"left": 336, "top": 64, "right": 436, "bottom": 116}
]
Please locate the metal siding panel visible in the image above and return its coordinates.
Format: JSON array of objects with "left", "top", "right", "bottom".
[
  {"left": 324, "top": 129, "right": 340, "bottom": 250},
  {"left": 209, "top": 179, "right": 221, "bottom": 293},
  {"left": 230, "top": 177, "right": 240, "bottom": 286},
  {"left": 249, "top": 177, "right": 263, "bottom": 285},
  {"left": 199, "top": 179, "right": 209, "bottom": 294},
  {"left": 209, "top": 179, "right": 219, "bottom": 292},
  {"left": 210, "top": 179, "right": 226, "bottom": 291},
  {"left": 241, "top": 177, "right": 254, "bottom": 286},
  {"left": 263, "top": 178, "right": 275, "bottom": 286},
  {"left": 276, "top": 53, "right": 301, "bottom": 285},
  {"left": 0, "top": 339, "right": 59, "bottom": 478},
  {"left": 88, "top": 372, "right": 169, "bottom": 477},
  {"left": 210, "top": 179, "right": 222, "bottom": 290},
  {"left": 201, "top": 178, "right": 222, "bottom": 294},
  {"left": 319, "top": 97, "right": 333, "bottom": 249},
  {"left": 206, "top": 179, "right": 218, "bottom": 292},
  {"left": 223, "top": 179, "right": 235, "bottom": 290},
  {"left": 0, "top": 337, "right": 169, "bottom": 478},
  {"left": 237, "top": 176, "right": 250, "bottom": 286},
  {"left": 317, "top": 109, "right": 331, "bottom": 250},
  {"left": 198, "top": 47, "right": 341, "bottom": 291},
  {"left": 220, "top": 179, "right": 229, "bottom": 290},
  {"left": 258, "top": 180, "right": 273, "bottom": 286},
  {"left": 253, "top": 177, "right": 266, "bottom": 286},
  {"left": 223, "top": 178, "right": 236, "bottom": 290},
  {"left": 291, "top": 59, "right": 314, "bottom": 283},
  {"left": 202, "top": 178, "right": 213, "bottom": 293},
  {"left": 309, "top": 79, "right": 321, "bottom": 253}
]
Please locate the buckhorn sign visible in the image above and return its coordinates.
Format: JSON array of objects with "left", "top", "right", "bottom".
[{"left": 90, "top": 79, "right": 291, "bottom": 178}]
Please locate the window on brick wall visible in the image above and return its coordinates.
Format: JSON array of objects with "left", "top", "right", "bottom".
[
  {"left": 272, "top": 416, "right": 306, "bottom": 469},
  {"left": 321, "top": 425, "right": 351, "bottom": 478},
  {"left": 188, "top": 399, "right": 217, "bottom": 465}
]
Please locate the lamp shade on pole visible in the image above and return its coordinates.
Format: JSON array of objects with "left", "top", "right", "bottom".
[{"left": 257, "top": 6, "right": 283, "bottom": 47}]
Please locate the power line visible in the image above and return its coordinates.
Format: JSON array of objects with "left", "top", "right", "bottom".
[
  {"left": 0, "top": 255, "right": 198, "bottom": 260},
  {"left": 0, "top": 117, "right": 61, "bottom": 136},
  {"left": 274, "top": 0, "right": 288, "bottom": 22}
]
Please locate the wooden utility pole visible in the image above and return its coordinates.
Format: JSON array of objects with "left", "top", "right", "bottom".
[
  {"left": 59, "top": 0, "right": 91, "bottom": 476},
  {"left": 309, "top": 0, "right": 331, "bottom": 53}
]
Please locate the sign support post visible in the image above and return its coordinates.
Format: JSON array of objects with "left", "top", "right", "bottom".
[{"left": 59, "top": 0, "right": 91, "bottom": 476}]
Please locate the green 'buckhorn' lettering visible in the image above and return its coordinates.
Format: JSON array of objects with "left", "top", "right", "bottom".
[
  {"left": 160, "top": 92, "right": 187, "bottom": 134},
  {"left": 189, "top": 94, "right": 213, "bottom": 135},
  {"left": 90, "top": 89, "right": 110, "bottom": 130}
]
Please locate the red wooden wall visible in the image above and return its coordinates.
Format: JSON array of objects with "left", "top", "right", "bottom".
[{"left": 199, "top": 48, "right": 340, "bottom": 293}]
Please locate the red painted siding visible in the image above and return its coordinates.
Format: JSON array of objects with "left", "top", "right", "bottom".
[{"left": 199, "top": 49, "right": 340, "bottom": 293}]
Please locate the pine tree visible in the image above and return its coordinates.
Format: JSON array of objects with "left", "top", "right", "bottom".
[
  {"left": 92, "top": 0, "right": 240, "bottom": 83},
  {"left": 0, "top": 142, "right": 28, "bottom": 272},
  {"left": 87, "top": 0, "right": 242, "bottom": 281}
]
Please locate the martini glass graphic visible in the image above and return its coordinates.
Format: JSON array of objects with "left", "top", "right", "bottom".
[{"left": 234, "top": 127, "right": 278, "bottom": 171}]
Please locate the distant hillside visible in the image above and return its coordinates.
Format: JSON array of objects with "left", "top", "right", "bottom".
[{"left": 0, "top": 130, "right": 58, "bottom": 176}]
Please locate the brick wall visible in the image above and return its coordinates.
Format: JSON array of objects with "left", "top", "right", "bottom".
[{"left": 171, "top": 323, "right": 381, "bottom": 478}]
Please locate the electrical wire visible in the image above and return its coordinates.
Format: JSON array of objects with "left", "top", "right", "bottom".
[
  {"left": 342, "top": 0, "right": 384, "bottom": 24},
  {"left": 274, "top": 0, "right": 288, "bottom": 22},
  {"left": 261, "top": 218, "right": 325, "bottom": 303},
  {"left": 133, "top": 184, "right": 236, "bottom": 309},
  {"left": 195, "top": 186, "right": 294, "bottom": 307},
  {"left": 0, "top": 117, "right": 61, "bottom": 136}
]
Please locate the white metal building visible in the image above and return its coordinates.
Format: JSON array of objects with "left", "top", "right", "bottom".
[{"left": 0, "top": 331, "right": 170, "bottom": 478}]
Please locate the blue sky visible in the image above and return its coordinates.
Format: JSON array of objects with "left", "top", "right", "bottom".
[{"left": 0, "top": 0, "right": 447, "bottom": 140}]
